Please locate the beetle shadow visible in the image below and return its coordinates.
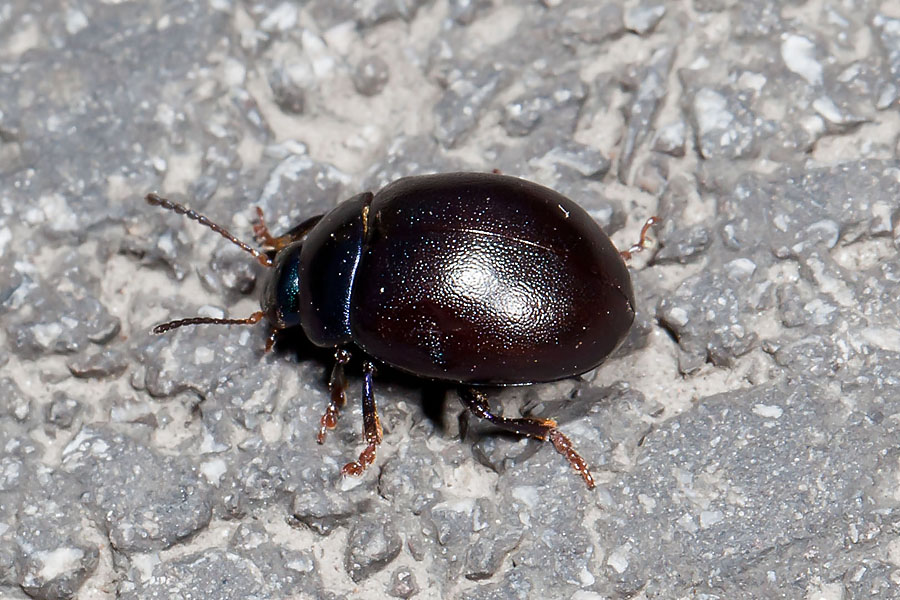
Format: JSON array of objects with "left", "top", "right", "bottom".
[
  {"left": 268, "top": 332, "right": 583, "bottom": 446},
  {"left": 270, "top": 331, "right": 455, "bottom": 433},
  {"left": 269, "top": 327, "right": 335, "bottom": 366},
  {"left": 397, "top": 378, "right": 531, "bottom": 445},
  {"left": 369, "top": 365, "right": 454, "bottom": 435},
  {"left": 421, "top": 381, "right": 452, "bottom": 432}
]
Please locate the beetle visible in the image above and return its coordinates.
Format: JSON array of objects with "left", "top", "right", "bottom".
[{"left": 146, "top": 172, "right": 657, "bottom": 489}]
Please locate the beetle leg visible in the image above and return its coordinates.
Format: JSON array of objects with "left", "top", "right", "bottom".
[
  {"left": 253, "top": 207, "right": 324, "bottom": 252},
  {"left": 458, "top": 388, "right": 595, "bottom": 489},
  {"left": 459, "top": 388, "right": 557, "bottom": 438},
  {"left": 619, "top": 216, "right": 660, "bottom": 261},
  {"left": 317, "top": 349, "right": 351, "bottom": 444},
  {"left": 252, "top": 207, "right": 280, "bottom": 249},
  {"left": 341, "top": 361, "right": 383, "bottom": 477}
]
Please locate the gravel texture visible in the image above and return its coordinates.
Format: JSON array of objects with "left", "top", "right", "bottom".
[{"left": 1, "top": 0, "right": 900, "bottom": 599}]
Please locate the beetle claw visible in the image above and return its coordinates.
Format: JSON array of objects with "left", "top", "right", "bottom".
[
  {"left": 549, "top": 429, "right": 595, "bottom": 490},
  {"left": 340, "top": 361, "right": 382, "bottom": 478},
  {"left": 264, "top": 328, "right": 277, "bottom": 353},
  {"left": 341, "top": 443, "right": 377, "bottom": 477}
]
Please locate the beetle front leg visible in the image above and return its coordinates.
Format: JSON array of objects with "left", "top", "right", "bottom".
[
  {"left": 253, "top": 207, "right": 324, "bottom": 252},
  {"left": 317, "top": 349, "right": 351, "bottom": 444},
  {"left": 341, "top": 361, "right": 383, "bottom": 477},
  {"left": 458, "top": 387, "right": 595, "bottom": 489},
  {"left": 252, "top": 206, "right": 279, "bottom": 249}
]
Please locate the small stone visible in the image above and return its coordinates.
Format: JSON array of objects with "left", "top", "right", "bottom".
[
  {"left": 532, "top": 140, "right": 608, "bottom": 180},
  {"left": 690, "top": 87, "right": 759, "bottom": 160},
  {"left": 7, "top": 294, "right": 120, "bottom": 358},
  {"left": 67, "top": 348, "right": 128, "bottom": 379},
  {"left": 618, "top": 46, "right": 675, "bottom": 181},
  {"left": 256, "top": 155, "right": 349, "bottom": 222},
  {"left": 503, "top": 96, "right": 549, "bottom": 137},
  {"left": 18, "top": 544, "right": 99, "bottom": 600},
  {"left": 290, "top": 489, "right": 356, "bottom": 535},
  {"left": 118, "top": 549, "right": 265, "bottom": 600},
  {"left": 502, "top": 72, "right": 586, "bottom": 138},
  {"left": 15, "top": 483, "right": 100, "bottom": 600},
  {"left": 812, "top": 95, "right": 866, "bottom": 127},
  {"left": 876, "top": 82, "right": 898, "bottom": 110},
  {"left": 353, "top": 56, "right": 390, "bottom": 97},
  {"left": 562, "top": 4, "right": 624, "bottom": 44},
  {"left": 84, "top": 309, "right": 121, "bottom": 344},
  {"left": 780, "top": 34, "right": 823, "bottom": 86},
  {"left": 357, "top": 0, "right": 430, "bottom": 26},
  {"left": 424, "top": 498, "right": 476, "bottom": 549},
  {"left": 434, "top": 64, "right": 511, "bottom": 148},
  {"left": 344, "top": 518, "right": 402, "bottom": 583},
  {"left": 656, "top": 268, "right": 760, "bottom": 369},
  {"left": 0, "top": 377, "right": 32, "bottom": 422},
  {"left": 465, "top": 531, "right": 521, "bottom": 580},
  {"left": 777, "top": 284, "right": 807, "bottom": 328},
  {"left": 190, "top": 176, "right": 219, "bottom": 204},
  {"left": 692, "top": 0, "right": 734, "bottom": 11},
  {"left": 0, "top": 544, "right": 14, "bottom": 587},
  {"left": 388, "top": 566, "right": 420, "bottom": 598},
  {"left": 724, "top": 257, "right": 757, "bottom": 282},
  {"left": 654, "top": 225, "right": 712, "bottom": 264},
  {"left": 653, "top": 121, "right": 686, "bottom": 156},
  {"left": 268, "top": 67, "right": 306, "bottom": 114},
  {"left": 60, "top": 427, "right": 213, "bottom": 552},
  {"left": 633, "top": 157, "right": 669, "bottom": 195},
  {"left": 0, "top": 258, "right": 23, "bottom": 307},
  {"left": 624, "top": 3, "right": 666, "bottom": 35},
  {"left": 470, "top": 432, "right": 521, "bottom": 476},
  {"left": 449, "top": 0, "right": 492, "bottom": 24},
  {"left": 376, "top": 440, "right": 442, "bottom": 514},
  {"left": 198, "top": 246, "right": 258, "bottom": 299},
  {"left": 45, "top": 392, "right": 82, "bottom": 429}
]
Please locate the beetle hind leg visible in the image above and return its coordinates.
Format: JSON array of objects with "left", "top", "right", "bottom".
[
  {"left": 458, "top": 387, "right": 595, "bottom": 489},
  {"left": 341, "top": 361, "right": 383, "bottom": 477}
]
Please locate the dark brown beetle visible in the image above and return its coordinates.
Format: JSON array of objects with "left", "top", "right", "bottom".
[{"left": 147, "top": 172, "right": 657, "bottom": 488}]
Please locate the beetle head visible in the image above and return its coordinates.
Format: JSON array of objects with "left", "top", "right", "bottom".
[{"left": 260, "top": 241, "right": 304, "bottom": 330}]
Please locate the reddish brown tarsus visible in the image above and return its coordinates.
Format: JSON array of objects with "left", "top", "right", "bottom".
[{"left": 619, "top": 216, "right": 660, "bottom": 261}]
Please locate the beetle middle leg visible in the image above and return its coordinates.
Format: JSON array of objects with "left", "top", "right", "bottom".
[
  {"left": 317, "top": 349, "right": 351, "bottom": 444},
  {"left": 341, "top": 361, "right": 383, "bottom": 477},
  {"left": 458, "top": 388, "right": 595, "bottom": 489}
]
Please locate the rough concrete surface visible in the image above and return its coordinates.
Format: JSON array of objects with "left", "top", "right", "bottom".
[{"left": 1, "top": 0, "right": 899, "bottom": 599}]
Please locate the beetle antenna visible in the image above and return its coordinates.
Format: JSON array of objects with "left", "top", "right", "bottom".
[
  {"left": 619, "top": 216, "right": 660, "bottom": 261},
  {"left": 146, "top": 193, "right": 273, "bottom": 267},
  {"left": 152, "top": 311, "right": 265, "bottom": 334}
]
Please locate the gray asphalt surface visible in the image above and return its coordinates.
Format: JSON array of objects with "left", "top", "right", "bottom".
[{"left": 1, "top": 0, "right": 900, "bottom": 599}]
